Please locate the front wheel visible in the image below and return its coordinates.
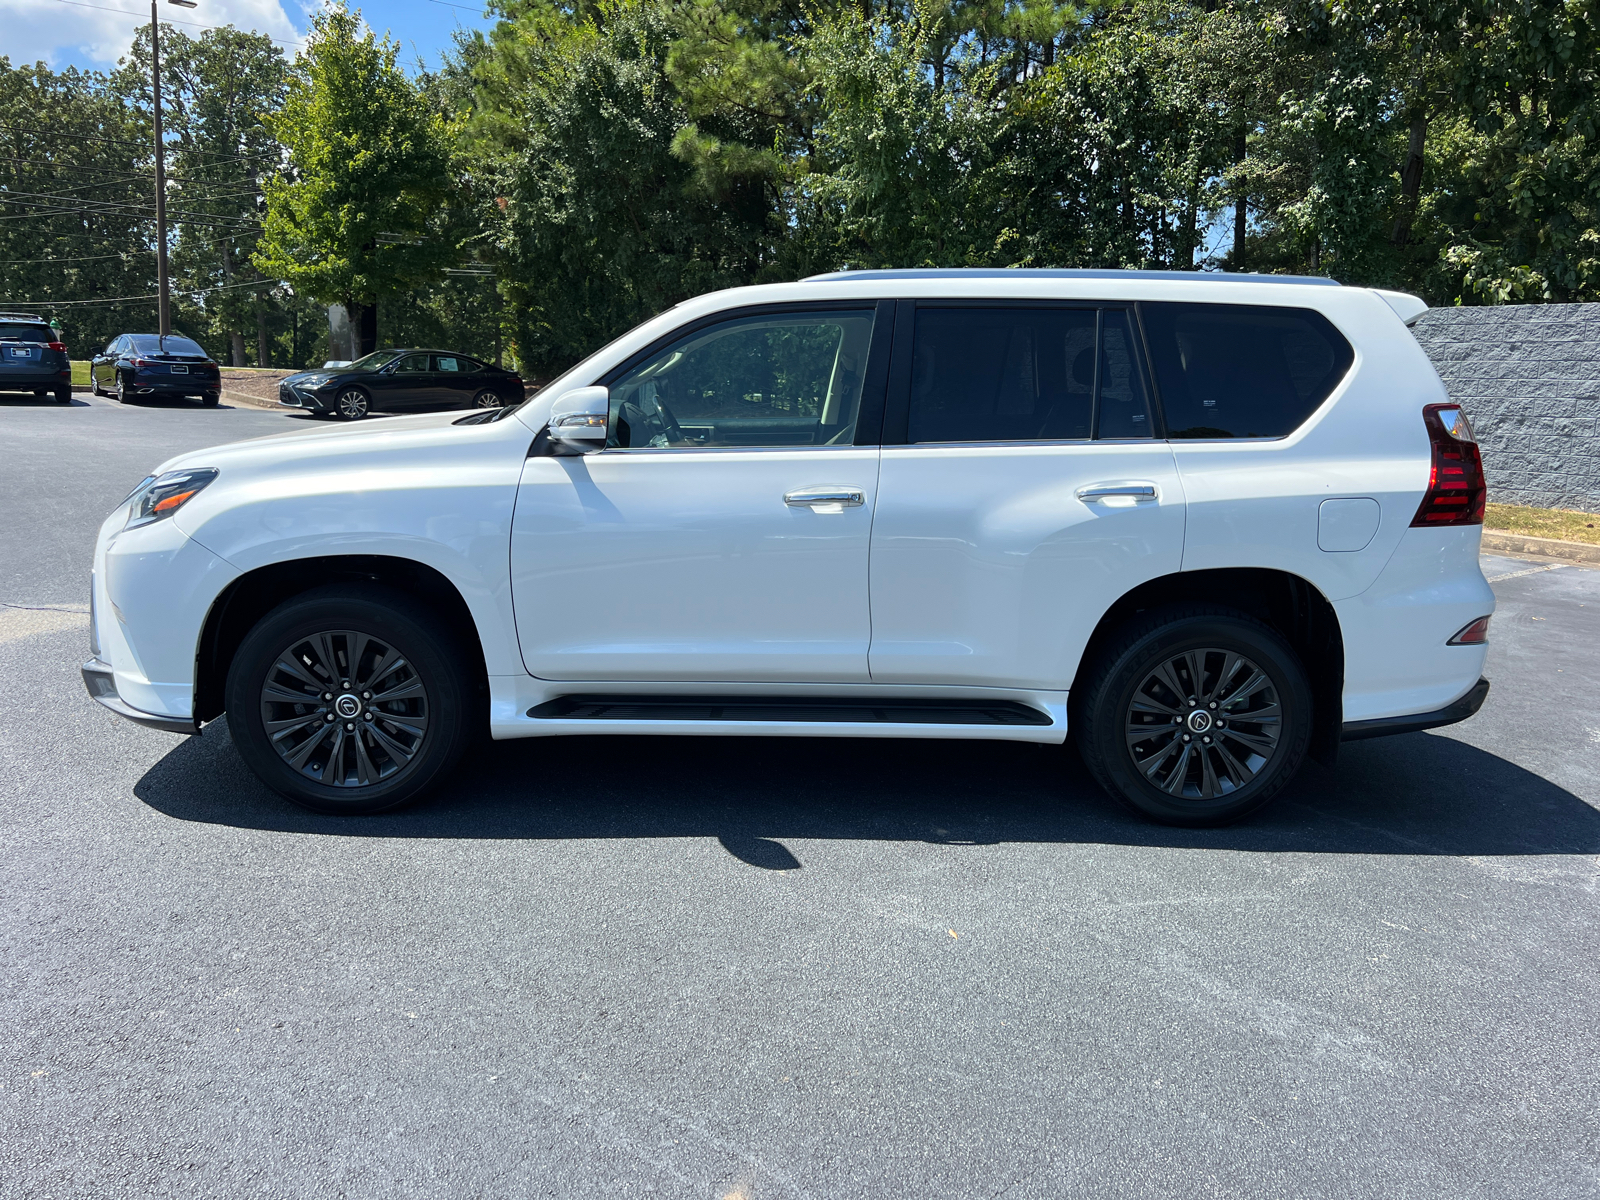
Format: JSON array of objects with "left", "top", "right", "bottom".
[
  {"left": 225, "top": 585, "right": 476, "bottom": 814},
  {"left": 334, "top": 387, "right": 369, "bottom": 420},
  {"left": 1075, "top": 606, "right": 1312, "bottom": 827}
]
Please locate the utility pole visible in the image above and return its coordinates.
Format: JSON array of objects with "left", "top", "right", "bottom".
[{"left": 152, "top": 0, "right": 196, "bottom": 337}]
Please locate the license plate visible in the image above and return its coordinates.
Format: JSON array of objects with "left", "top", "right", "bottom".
[
  {"left": 7, "top": 346, "right": 35, "bottom": 358},
  {"left": 170, "top": 364, "right": 188, "bottom": 373}
]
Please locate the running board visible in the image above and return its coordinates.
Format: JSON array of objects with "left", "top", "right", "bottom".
[{"left": 526, "top": 694, "right": 1054, "bottom": 727}]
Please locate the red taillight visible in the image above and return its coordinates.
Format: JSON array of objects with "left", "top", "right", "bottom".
[
  {"left": 1448, "top": 616, "right": 1491, "bottom": 645},
  {"left": 1411, "top": 403, "right": 1486, "bottom": 527},
  {"left": 47, "top": 341, "right": 66, "bottom": 351}
]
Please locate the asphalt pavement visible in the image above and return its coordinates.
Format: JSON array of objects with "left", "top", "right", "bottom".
[{"left": 3, "top": 392, "right": 1598, "bottom": 1199}]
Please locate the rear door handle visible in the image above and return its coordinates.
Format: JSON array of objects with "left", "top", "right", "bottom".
[
  {"left": 786, "top": 487, "right": 865, "bottom": 509},
  {"left": 1077, "top": 481, "right": 1158, "bottom": 502}
]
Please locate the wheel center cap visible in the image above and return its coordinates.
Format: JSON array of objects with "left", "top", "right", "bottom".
[
  {"left": 1186, "top": 709, "right": 1213, "bottom": 733},
  {"left": 334, "top": 694, "right": 362, "bottom": 719}
]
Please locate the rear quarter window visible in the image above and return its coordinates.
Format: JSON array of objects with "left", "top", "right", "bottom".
[{"left": 1141, "top": 302, "right": 1354, "bottom": 439}]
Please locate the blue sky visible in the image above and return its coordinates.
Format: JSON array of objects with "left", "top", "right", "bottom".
[{"left": 6, "top": 0, "right": 497, "bottom": 75}]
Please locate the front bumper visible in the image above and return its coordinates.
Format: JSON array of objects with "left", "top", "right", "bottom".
[
  {"left": 81, "top": 657, "right": 199, "bottom": 735},
  {"left": 278, "top": 383, "right": 330, "bottom": 410},
  {"left": 1341, "top": 676, "right": 1489, "bottom": 742}
]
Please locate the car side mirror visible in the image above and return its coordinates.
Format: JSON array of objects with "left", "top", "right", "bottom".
[{"left": 546, "top": 386, "right": 609, "bottom": 453}]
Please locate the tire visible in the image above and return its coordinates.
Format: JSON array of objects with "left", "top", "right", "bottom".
[
  {"left": 115, "top": 372, "right": 129, "bottom": 404},
  {"left": 201, "top": 392, "right": 219, "bottom": 407},
  {"left": 1075, "top": 605, "right": 1312, "bottom": 827},
  {"left": 334, "top": 387, "right": 369, "bottom": 420},
  {"left": 89, "top": 371, "right": 103, "bottom": 397},
  {"left": 472, "top": 388, "right": 502, "bottom": 409},
  {"left": 224, "top": 585, "right": 477, "bottom": 815},
  {"left": 55, "top": 387, "right": 71, "bottom": 404}
]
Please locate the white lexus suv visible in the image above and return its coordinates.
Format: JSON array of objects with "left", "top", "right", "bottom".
[{"left": 81, "top": 270, "right": 1494, "bottom": 826}]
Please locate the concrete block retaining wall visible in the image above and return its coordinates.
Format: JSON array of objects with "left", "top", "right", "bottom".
[{"left": 1410, "top": 304, "right": 1600, "bottom": 514}]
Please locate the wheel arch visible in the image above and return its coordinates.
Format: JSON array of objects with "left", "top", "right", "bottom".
[
  {"left": 194, "top": 554, "right": 489, "bottom": 724},
  {"left": 1069, "top": 567, "right": 1346, "bottom": 765}
]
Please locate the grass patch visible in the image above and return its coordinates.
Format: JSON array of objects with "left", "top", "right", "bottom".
[
  {"left": 1485, "top": 502, "right": 1600, "bottom": 545},
  {"left": 70, "top": 361, "right": 90, "bottom": 386}
]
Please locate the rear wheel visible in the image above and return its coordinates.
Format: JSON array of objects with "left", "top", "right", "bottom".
[
  {"left": 1075, "top": 606, "right": 1312, "bottom": 827},
  {"left": 335, "top": 387, "right": 369, "bottom": 420},
  {"left": 472, "top": 388, "right": 502, "bottom": 409},
  {"left": 115, "top": 371, "right": 130, "bottom": 403},
  {"left": 225, "top": 585, "right": 476, "bottom": 815},
  {"left": 55, "top": 386, "right": 71, "bottom": 404},
  {"left": 201, "top": 392, "right": 219, "bottom": 407}
]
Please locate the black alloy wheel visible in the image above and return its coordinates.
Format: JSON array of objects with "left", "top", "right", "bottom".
[
  {"left": 335, "top": 387, "right": 369, "bottom": 420},
  {"left": 472, "top": 388, "right": 502, "bottom": 409},
  {"left": 225, "top": 585, "right": 476, "bottom": 814},
  {"left": 1075, "top": 605, "right": 1312, "bottom": 827}
]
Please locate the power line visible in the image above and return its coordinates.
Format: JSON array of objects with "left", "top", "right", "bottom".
[
  {"left": 0, "top": 232, "right": 256, "bottom": 264},
  {"left": 1, "top": 276, "right": 284, "bottom": 308},
  {"left": 0, "top": 122, "right": 284, "bottom": 168},
  {"left": 0, "top": 192, "right": 260, "bottom": 227},
  {"left": 34, "top": 0, "right": 307, "bottom": 48}
]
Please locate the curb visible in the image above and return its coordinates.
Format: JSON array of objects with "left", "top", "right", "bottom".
[
  {"left": 220, "top": 388, "right": 285, "bottom": 411},
  {"left": 1482, "top": 530, "right": 1600, "bottom": 565}
]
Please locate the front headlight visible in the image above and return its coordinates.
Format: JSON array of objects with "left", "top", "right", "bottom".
[{"left": 125, "top": 468, "right": 218, "bottom": 530}]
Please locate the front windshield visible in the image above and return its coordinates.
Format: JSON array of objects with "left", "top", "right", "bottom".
[{"left": 341, "top": 350, "right": 399, "bottom": 373}]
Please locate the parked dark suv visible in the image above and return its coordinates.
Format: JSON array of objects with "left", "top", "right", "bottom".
[
  {"left": 90, "top": 334, "right": 222, "bottom": 406},
  {"left": 0, "top": 313, "right": 72, "bottom": 403}
]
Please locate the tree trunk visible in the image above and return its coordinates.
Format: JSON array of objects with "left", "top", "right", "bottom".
[
  {"left": 1233, "top": 133, "right": 1248, "bottom": 265},
  {"left": 1390, "top": 117, "right": 1427, "bottom": 246},
  {"left": 255, "top": 302, "right": 269, "bottom": 367},
  {"left": 220, "top": 242, "right": 247, "bottom": 367},
  {"left": 350, "top": 302, "right": 378, "bottom": 357}
]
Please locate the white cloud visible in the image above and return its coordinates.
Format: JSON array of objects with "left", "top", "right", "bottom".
[{"left": 2, "top": 0, "right": 304, "bottom": 71}]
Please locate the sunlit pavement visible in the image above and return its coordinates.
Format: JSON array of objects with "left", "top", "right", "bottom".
[{"left": 4, "top": 396, "right": 1597, "bottom": 1199}]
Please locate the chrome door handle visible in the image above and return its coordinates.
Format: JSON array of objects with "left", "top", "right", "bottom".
[
  {"left": 1076, "top": 482, "right": 1158, "bottom": 502},
  {"left": 785, "top": 487, "right": 865, "bottom": 508}
]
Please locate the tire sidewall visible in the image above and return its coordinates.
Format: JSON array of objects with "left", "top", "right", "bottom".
[
  {"left": 1088, "top": 614, "right": 1312, "bottom": 827},
  {"left": 225, "top": 587, "right": 472, "bottom": 814}
]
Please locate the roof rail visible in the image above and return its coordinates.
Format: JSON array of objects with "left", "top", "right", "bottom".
[
  {"left": 802, "top": 267, "right": 1341, "bottom": 286},
  {"left": 0, "top": 311, "right": 47, "bottom": 320}
]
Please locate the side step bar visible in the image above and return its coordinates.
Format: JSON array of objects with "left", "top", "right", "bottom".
[{"left": 527, "top": 694, "right": 1054, "bottom": 727}]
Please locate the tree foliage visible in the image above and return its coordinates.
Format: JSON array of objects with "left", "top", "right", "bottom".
[{"left": 1, "top": 0, "right": 1596, "bottom": 373}]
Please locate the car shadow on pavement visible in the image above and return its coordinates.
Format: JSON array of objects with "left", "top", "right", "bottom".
[{"left": 133, "top": 718, "right": 1600, "bottom": 863}]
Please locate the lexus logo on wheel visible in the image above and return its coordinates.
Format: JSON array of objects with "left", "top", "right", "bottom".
[{"left": 335, "top": 694, "right": 362, "bottom": 719}]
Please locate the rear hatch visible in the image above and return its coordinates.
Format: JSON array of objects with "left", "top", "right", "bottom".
[{"left": 0, "top": 319, "right": 68, "bottom": 382}]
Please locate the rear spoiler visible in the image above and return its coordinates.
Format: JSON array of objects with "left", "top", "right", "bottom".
[{"left": 1372, "top": 289, "right": 1428, "bottom": 326}]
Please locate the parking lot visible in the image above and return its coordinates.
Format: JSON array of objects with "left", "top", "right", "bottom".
[{"left": 3, "top": 393, "right": 1597, "bottom": 1198}]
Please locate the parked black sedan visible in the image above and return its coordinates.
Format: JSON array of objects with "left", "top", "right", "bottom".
[
  {"left": 89, "top": 333, "right": 222, "bottom": 406},
  {"left": 276, "top": 349, "right": 526, "bottom": 419}
]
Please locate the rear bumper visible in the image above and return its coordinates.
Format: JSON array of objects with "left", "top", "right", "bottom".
[
  {"left": 81, "top": 657, "right": 199, "bottom": 735},
  {"left": 0, "top": 372, "right": 71, "bottom": 389},
  {"left": 131, "top": 379, "right": 219, "bottom": 395},
  {"left": 1341, "top": 676, "right": 1489, "bottom": 742}
]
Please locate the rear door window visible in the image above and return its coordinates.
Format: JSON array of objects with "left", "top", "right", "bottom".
[
  {"left": 1140, "top": 302, "right": 1354, "bottom": 439},
  {"left": 906, "top": 306, "right": 1152, "bottom": 443}
]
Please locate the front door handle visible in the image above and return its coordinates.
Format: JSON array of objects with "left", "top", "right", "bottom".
[
  {"left": 1076, "top": 481, "right": 1159, "bottom": 503},
  {"left": 785, "top": 487, "right": 865, "bottom": 510}
]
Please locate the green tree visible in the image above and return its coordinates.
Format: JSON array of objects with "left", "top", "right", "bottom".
[
  {"left": 0, "top": 58, "right": 156, "bottom": 356},
  {"left": 255, "top": 4, "right": 459, "bottom": 355}
]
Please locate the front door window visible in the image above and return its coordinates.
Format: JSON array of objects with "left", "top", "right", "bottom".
[{"left": 607, "top": 310, "right": 876, "bottom": 449}]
